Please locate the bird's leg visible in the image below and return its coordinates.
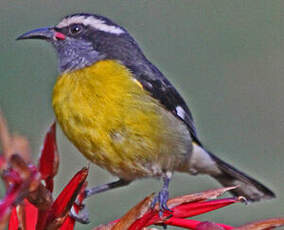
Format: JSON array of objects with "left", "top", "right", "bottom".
[
  {"left": 151, "top": 172, "right": 173, "bottom": 216},
  {"left": 70, "top": 205, "right": 90, "bottom": 224},
  {"left": 70, "top": 179, "right": 131, "bottom": 224},
  {"left": 85, "top": 178, "right": 131, "bottom": 198}
]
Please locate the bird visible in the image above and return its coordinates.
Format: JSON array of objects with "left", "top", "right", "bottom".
[{"left": 17, "top": 13, "right": 275, "bottom": 213}]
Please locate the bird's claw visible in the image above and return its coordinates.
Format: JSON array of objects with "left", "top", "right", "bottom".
[
  {"left": 70, "top": 204, "right": 90, "bottom": 224},
  {"left": 151, "top": 188, "right": 172, "bottom": 217}
]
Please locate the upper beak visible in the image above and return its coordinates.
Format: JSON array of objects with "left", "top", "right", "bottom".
[{"left": 17, "top": 27, "right": 55, "bottom": 41}]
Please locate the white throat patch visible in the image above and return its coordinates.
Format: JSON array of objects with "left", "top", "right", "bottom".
[{"left": 57, "top": 16, "right": 125, "bottom": 35}]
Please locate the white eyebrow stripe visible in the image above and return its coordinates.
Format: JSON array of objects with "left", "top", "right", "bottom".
[{"left": 57, "top": 16, "right": 125, "bottom": 35}]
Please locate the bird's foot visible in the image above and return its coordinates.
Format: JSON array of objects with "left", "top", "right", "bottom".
[
  {"left": 151, "top": 188, "right": 172, "bottom": 217},
  {"left": 69, "top": 203, "right": 90, "bottom": 224}
]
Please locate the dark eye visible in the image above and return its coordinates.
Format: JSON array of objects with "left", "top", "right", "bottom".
[{"left": 69, "top": 24, "right": 83, "bottom": 35}]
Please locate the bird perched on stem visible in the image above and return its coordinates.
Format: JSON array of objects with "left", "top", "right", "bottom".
[{"left": 18, "top": 13, "right": 275, "bottom": 214}]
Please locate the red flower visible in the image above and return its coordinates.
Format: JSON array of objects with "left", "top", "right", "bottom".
[
  {"left": 96, "top": 187, "right": 239, "bottom": 230},
  {"left": 0, "top": 121, "right": 88, "bottom": 230},
  {"left": 94, "top": 188, "right": 284, "bottom": 230},
  {"left": 0, "top": 111, "right": 283, "bottom": 230}
]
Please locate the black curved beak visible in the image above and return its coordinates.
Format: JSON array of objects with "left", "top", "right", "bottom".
[{"left": 17, "top": 27, "right": 55, "bottom": 41}]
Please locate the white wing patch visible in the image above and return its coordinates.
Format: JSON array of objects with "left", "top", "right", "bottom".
[
  {"left": 57, "top": 16, "right": 125, "bottom": 35},
  {"left": 176, "top": 106, "right": 185, "bottom": 119}
]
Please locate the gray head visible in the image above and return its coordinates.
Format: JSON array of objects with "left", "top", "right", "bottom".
[{"left": 17, "top": 13, "right": 147, "bottom": 73}]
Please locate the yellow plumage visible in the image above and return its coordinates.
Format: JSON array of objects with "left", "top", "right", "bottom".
[
  {"left": 17, "top": 12, "right": 276, "bottom": 206},
  {"left": 52, "top": 60, "right": 191, "bottom": 180}
]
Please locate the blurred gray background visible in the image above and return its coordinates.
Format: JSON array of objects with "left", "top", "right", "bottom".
[{"left": 0, "top": 0, "right": 283, "bottom": 229}]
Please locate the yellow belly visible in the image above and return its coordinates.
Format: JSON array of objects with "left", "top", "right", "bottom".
[{"left": 52, "top": 60, "right": 191, "bottom": 180}]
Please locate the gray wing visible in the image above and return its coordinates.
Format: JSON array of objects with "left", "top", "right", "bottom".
[{"left": 127, "top": 63, "right": 203, "bottom": 146}]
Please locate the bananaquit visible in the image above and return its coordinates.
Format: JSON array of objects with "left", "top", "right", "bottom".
[{"left": 18, "top": 13, "right": 275, "bottom": 211}]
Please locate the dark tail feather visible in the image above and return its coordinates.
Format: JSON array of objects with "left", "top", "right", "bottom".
[{"left": 208, "top": 152, "right": 276, "bottom": 202}]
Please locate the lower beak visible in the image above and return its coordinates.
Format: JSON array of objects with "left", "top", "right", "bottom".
[{"left": 17, "top": 27, "right": 55, "bottom": 40}]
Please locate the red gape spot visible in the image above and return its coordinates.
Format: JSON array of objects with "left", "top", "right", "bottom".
[{"left": 55, "top": 32, "right": 66, "bottom": 40}]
